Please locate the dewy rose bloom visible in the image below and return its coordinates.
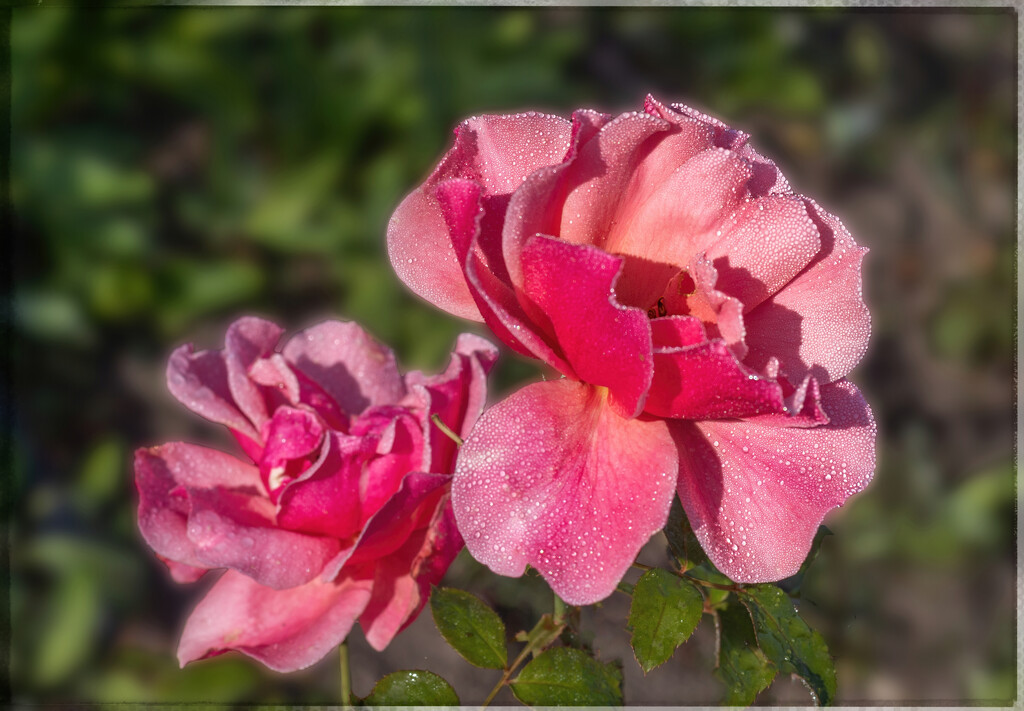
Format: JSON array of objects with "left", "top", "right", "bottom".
[
  {"left": 388, "top": 96, "right": 875, "bottom": 605},
  {"left": 135, "top": 317, "right": 497, "bottom": 671}
]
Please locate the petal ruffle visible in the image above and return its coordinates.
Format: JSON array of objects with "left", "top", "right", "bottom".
[
  {"left": 674, "top": 379, "right": 875, "bottom": 582},
  {"left": 178, "top": 568, "right": 374, "bottom": 673},
  {"left": 166, "top": 345, "right": 259, "bottom": 443},
  {"left": 743, "top": 199, "right": 871, "bottom": 385},
  {"left": 646, "top": 340, "right": 785, "bottom": 420},
  {"left": 453, "top": 380, "right": 678, "bottom": 605},
  {"left": 283, "top": 320, "right": 407, "bottom": 416}
]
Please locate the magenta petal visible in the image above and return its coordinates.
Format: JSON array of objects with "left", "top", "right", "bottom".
[
  {"left": 360, "top": 501, "right": 463, "bottom": 651},
  {"left": 646, "top": 340, "right": 786, "bottom": 420},
  {"left": 744, "top": 200, "right": 871, "bottom": 385},
  {"left": 405, "top": 331, "right": 498, "bottom": 473},
  {"left": 434, "top": 178, "right": 577, "bottom": 373},
  {"left": 674, "top": 379, "right": 876, "bottom": 582},
  {"left": 520, "top": 236, "right": 653, "bottom": 417},
  {"left": 166, "top": 345, "right": 259, "bottom": 442},
  {"left": 388, "top": 112, "right": 572, "bottom": 320},
  {"left": 178, "top": 568, "right": 374, "bottom": 672},
  {"left": 283, "top": 320, "right": 406, "bottom": 416},
  {"left": 276, "top": 430, "right": 377, "bottom": 540},
  {"left": 453, "top": 380, "right": 678, "bottom": 605}
]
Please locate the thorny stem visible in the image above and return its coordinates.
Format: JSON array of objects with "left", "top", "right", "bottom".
[
  {"left": 339, "top": 642, "right": 353, "bottom": 710},
  {"left": 430, "top": 413, "right": 464, "bottom": 447}
]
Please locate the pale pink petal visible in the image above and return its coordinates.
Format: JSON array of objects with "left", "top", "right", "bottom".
[
  {"left": 706, "top": 195, "right": 821, "bottom": 311},
  {"left": 166, "top": 345, "right": 259, "bottom": 442},
  {"left": 646, "top": 340, "right": 785, "bottom": 420},
  {"left": 453, "top": 380, "right": 678, "bottom": 605},
  {"left": 283, "top": 321, "right": 406, "bottom": 415},
  {"left": 674, "top": 379, "right": 875, "bottom": 582},
  {"left": 602, "top": 147, "right": 754, "bottom": 274},
  {"left": 388, "top": 112, "right": 572, "bottom": 320},
  {"left": 500, "top": 109, "right": 613, "bottom": 290},
  {"left": 743, "top": 200, "right": 871, "bottom": 385},
  {"left": 178, "top": 568, "right": 374, "bottom": 672},
  {"left": 224, "top": 317, "right": 284, "bottom": 432},
  {"left": 135, "top": 444, "right": 257, "bottom": 574},
  {"left": 361, "top": 499, "right": 464, "bottom": 650},
  {"left": 520, "top": 236, "right": 653, "bottom": 417}
]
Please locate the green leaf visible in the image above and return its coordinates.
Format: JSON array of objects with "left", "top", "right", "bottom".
[
  {"left": 362, "top": 670, "right": 459, "bottom": 706},
  {"left": 664, "top": 497, "right": 708, "bottom": 571},
  {"left": 715, "top": 603, "right": 777, "bottom": 705},
  {"left": 628, "top": 568, "right": 704, "bottom": 672},
  {"left": 430, "top": 586, "right": 507, "bottom": 669},
  {"left": 740, "top": 584, "right": 837, "bottom": 706},
  {"left": 510, "top": 647, "right": 623, "bottom": 706}
]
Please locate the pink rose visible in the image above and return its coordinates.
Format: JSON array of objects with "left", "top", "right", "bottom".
[
  {"left": 388, "top": 96, "right": 875, "bottom": 605},
  {"left": 135, "top": 317, "right": 497, "bottom": 671}
]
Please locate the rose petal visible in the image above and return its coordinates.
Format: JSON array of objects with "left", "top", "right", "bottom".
[
  {"left": 135, "top": 443, "right": 261, "bottom": 574},
  {"left": 404, "top": 330, "right": 499, "bottom": 474},
  {"left": 283, "top": 321, "right": 406, "bottom": 416},
  {"left": 602, "top": 147, "right": 755, "bottom": 275},
  {"left": 743, "top": 199, "right": 871, "bottom": 384},
  {"left": 223, "top": 317, "right": 284, "bottom": 432},
  {"left": 453, "top": 380, "right": 678, "bottom": 605},
  {"left": 435, "top": 177, "right": 576, "bottom": 373},
  {"left": 388, "top": 112, "right": 572, "bottom": 320},
  {"left": 360, "top": 500, "right": 463, "bottom": 651},
  {"left": 520, "top": 236, "right": 653, "bottom": 417},
  {"left": 706, "top": 195, "right": 822, "bottom": 311},
  {"left": 166, "top": 345, "right": 259, "bottom": 442},
  {"left": 673, "top": 379, "right": 875, "bottom": 582},
  {"left": 136, "top": 443, "right": 341, "bottom": 589},
  {"left": 646, "top": 340, "right": 786, "bottom": 420},
  {"left": 178, "top": 568, "right": 374, "bottom": 672}
]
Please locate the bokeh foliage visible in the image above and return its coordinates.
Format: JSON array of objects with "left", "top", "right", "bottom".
[{"left": 10, "top": 6, "right": 1015, "bottom": 704}]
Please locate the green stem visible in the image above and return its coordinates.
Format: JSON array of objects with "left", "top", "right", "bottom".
[
  {"left": 552, "top": 592, "right": 567, "bottom": 625},
  {"left": 339, "top": 642, "right": 353, "bottom": 710},
  {"left": 430, "top": 413, "right": 464, "bottom": 447}
]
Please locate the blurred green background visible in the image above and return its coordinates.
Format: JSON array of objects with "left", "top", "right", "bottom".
[{"left": 9, "top": 6, "right": 1016, "bottom": 705}]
